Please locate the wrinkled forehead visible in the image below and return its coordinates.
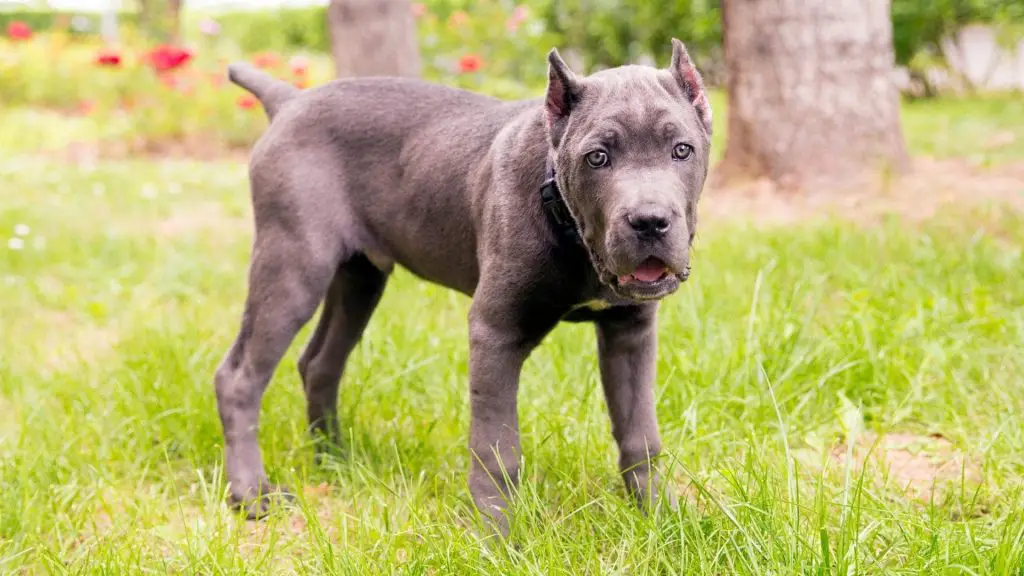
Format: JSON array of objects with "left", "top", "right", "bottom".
[{"left": 574, "top": 68, "right": 707, "bottom": 146}]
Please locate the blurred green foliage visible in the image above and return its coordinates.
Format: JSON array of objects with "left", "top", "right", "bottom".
[
  {"left": 177, "top": 1, "right": 723, "bottom": 75},
  {"left": 540, "top": 0, "right": 722, "bottom": 77},
  {"left": 892, "top": 0, "right": 1024, "bottom": 65},
  {"left": 186, "top": 0, "right": 1023, "bottom": 76},
  {"left": 414, "top": 1, "right": 561, "bottom": 98},
  {"left": 201, "top": 7, "right": 330, "bottom": 56},
  {"left": 0, "top": 11, "right": 139, "bottom": 37},
  {"left": 3, "top": 0, "right": 1022, "bottom": 91}
]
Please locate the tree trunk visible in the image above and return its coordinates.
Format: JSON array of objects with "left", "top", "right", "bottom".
[
  {"left": 168, "top": 0, "right": 182, "bottom": 43},
  {"left": 137, "top": 0, "right": 179, "bottom": 43},
  {"left": 327, "top": 0, "right": 422, "bottom": 79},
  {"left": 718, "top": 0, "right": 909, "bottom": 188}
]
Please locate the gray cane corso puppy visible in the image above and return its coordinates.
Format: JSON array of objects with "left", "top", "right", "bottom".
[{"left": 217, "top": 39, "right": 713, "bottom": 536}]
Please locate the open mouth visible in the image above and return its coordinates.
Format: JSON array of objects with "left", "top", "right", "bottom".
[
  {"left": 611, "top": 256, "right": 686, "bottom": 301},
  {"left": 617, "top": 257, "right": 671, "bottom": 286}
]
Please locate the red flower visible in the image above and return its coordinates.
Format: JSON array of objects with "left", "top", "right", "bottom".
[
  {"left": 6, "top": 21, "right": 32, "bottom": 41},
  {"left": 157, "top": 73, "right": 194, "bottom": 95},
  {"left": 410, "top": 3, "right": 427, "bottom": 18},
  {"left": 457, "top": 54, "right": 483, "bottom": 74},
  {"left": 237, "top": 95, "right": 259, "bottom": 110},
  {"left": 77, "top": 100, "right": 96, "bottom": 116},
  {"left": 158, "top": 74, "right": 179, "bottom": 89},
  {"left": 252, "top": 51, "right": 282, "bottom": 70},
  {"left": 448, "top": 10, "right": 469, "bottom": 27},
  {"left": 95, "top": 49, "right": 122, "bottom": 67},
  {"left": 144, "top": 45, "right": 193, "bottom": 73},
  {"left": 507, "top": 6, "right": 529, "bottom": 32},
  {"left": 293, "top": 79, "right": 308, "bottom": 90},
  {"left": 289, "top": 55, "right": 309, "bottom": 77}
]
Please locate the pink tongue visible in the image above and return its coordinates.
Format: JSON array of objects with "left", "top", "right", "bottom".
[{"left": 620, "top": 258, "right": 667, "bottom": 284}]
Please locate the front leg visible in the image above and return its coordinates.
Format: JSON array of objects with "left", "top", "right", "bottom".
[
  {"left": 466, "top": 298, "right": 556, "bottom": 537},
  {"left": 596, "top": 304, "right": 673, "bottom": 510}
]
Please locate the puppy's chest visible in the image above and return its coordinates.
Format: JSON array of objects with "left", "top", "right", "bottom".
[
  {"left": 571, "top": 298, "right": 614, "bottom": 312},
  {"left": 568, "top": 286, "right": 632, "bottom": 313}
]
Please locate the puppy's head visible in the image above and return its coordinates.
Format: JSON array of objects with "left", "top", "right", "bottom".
[{"left": 545, "top": 40, "right": 713, "bottom": 301}]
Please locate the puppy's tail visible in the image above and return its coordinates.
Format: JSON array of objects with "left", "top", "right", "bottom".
[{"left": 227, "top": 62, "right": 299, "bottom": 121}]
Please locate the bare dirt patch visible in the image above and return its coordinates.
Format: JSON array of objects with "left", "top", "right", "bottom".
[
  {"left": 822, "top": 432, "right": 982, "bottom": 505},
  {"left": 702, "top": 158, "right": 1024, "bottom": 226},
  {"left": 232, "top": 483, "right": 350, "bottom": 558},
  {"left": 77, "top": 482, "right": 350, "bottom": 567},
  {"left": 28, "top": 310, "right": 121, "bottom": 373}
]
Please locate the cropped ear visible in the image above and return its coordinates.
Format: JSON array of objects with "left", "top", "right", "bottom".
[
  {"left": 669, "top": 38, "right": 713, "bottom": 135},
  {"left": 545, "top": 48, "right": 582, "bottom": 148}
]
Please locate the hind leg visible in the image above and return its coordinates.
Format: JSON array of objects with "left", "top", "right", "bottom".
[
  {"left": 214, "top": 228, "right": 344, "bottom": 519},
  {"left": 297, "top": 254, "right": 389, "bottom": 456}
]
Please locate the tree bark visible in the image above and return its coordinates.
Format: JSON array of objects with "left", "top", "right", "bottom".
[
  {"left": 327, "top": 0, "right": 422, "bottom": 79},
  {"left": 719, "top": 0, "right": 909, "bottom": 188},
  {"left": 168, "top": 0, "right": 182, "bottom": 43}
]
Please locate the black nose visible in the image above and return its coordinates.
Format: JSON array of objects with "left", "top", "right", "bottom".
[{"left": 627, "top": 212, "right": 671, "bottom": 238}]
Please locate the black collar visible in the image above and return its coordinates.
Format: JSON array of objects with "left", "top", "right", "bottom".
[{"left": 539, "top": 157, "right": 582, "bottom": 246}]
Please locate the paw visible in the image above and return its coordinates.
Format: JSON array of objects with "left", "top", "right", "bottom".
[
  {"left": 312, "top": 438, "right": 346, "bottom": 468},
  {"left": 467, "top": 451, "right": 520, "bottom": 542},
  {"left": 652, "top": 486, "right": 679, "bottom": 513},
  {"left": 469, "top": 484, "right": 514, "bottom": 540},
  {"left": 625, "top": 472, "right": 677, "bottom": 514},
  {"left": 228, "top": 482, "right": 295, "bottom": 520},
  {"left": 478, "top": 505, "right": 511, "bottom": 540}
]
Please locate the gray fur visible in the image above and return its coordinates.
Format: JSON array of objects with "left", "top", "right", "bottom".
[
  {"left": 215, "top": 40, "right": 712, "bottom": 536},
  {"left": 227, "top": 63, "right": 299, "bottom": 120}
]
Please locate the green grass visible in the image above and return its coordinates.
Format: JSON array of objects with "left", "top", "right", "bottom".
[
  {"left": 1, "top": 94, "right": 1023, "bottom": 574},
  {"left": 901, "top": 93, "right": 1024, "bottom": 167}
]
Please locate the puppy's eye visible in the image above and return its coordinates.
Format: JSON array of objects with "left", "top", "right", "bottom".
[
  {"left": 585, "top": 150, "right": 609, "bottom": 169},
  {"left": 672, "top": 143, "right": 693, "bottom": 161}
]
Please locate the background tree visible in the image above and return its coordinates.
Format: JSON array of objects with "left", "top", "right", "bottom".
[
  {"left": 167, "top": 0, "right": 182, "bottom": 42},
  {"left": 136, "top": 0, "right": 182, "bottom": 43},
  {"left": 327, "top": 0, "right": 422, "bottom": 78},
  {"left": 718, "top": 0, "right": 910, "bottom": 188}
]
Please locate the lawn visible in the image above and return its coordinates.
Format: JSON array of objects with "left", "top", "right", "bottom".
[{"left": 0, "top": 94, "right": 1023, "bottom": 574}]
